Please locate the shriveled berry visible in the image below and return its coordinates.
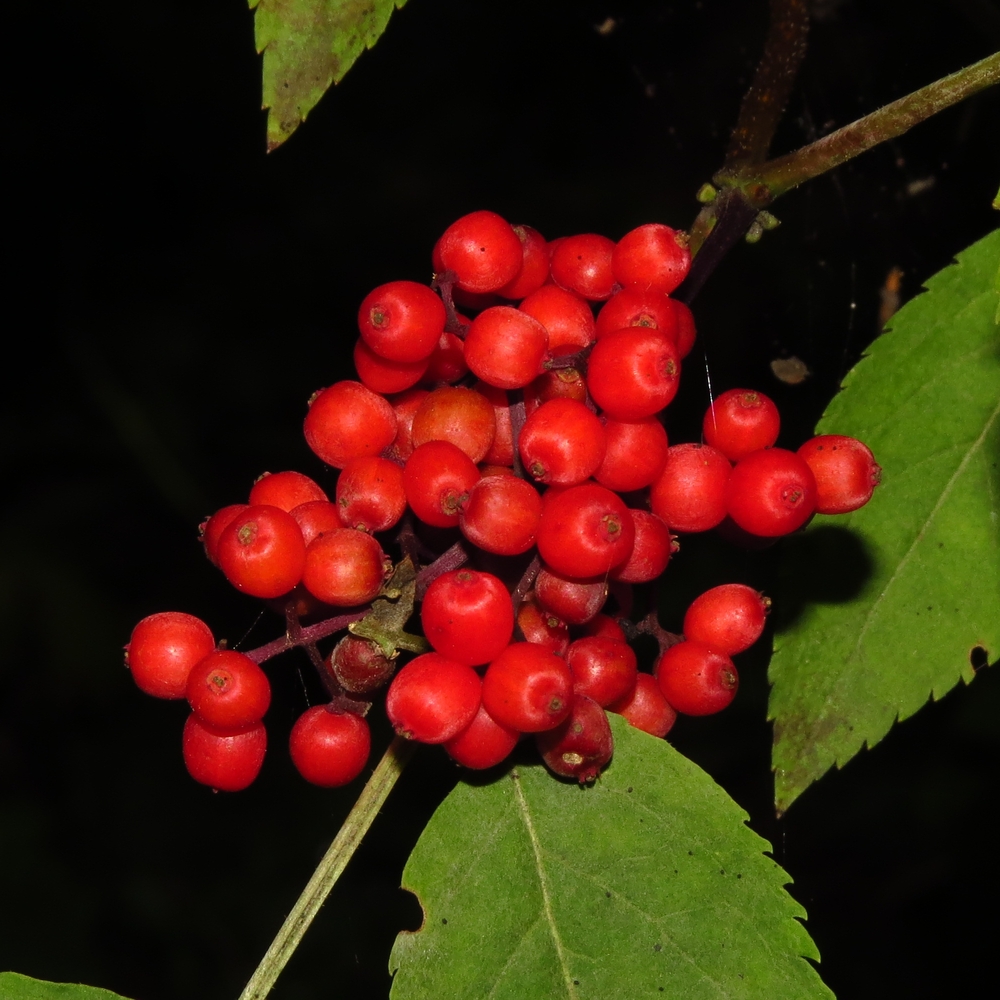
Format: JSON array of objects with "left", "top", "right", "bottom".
[{"left": 536, "top": 695, "right": 614, "bottom": 783}]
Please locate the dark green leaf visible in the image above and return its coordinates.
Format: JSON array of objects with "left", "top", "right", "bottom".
[
  {"left": 249, "top": 0, "right": 408, "bottom": 151},
  {"left": 770, "top": 230, "right": 1000, "bottom": 812},
  {"left": 389, "top": 716, "right": 830, "bottom": 999},
  {"left": 0, "top": 973, "right": 132, "bottom": 1000}
]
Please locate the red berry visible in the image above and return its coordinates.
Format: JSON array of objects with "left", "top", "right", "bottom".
[
  {"left": 534, "top": 565, "right": 608, "bottom": 626},
  {"left": 586, "top": 327, "right": 680, "bottom": 420},
  {"left": 411, "top": 386, "right": 497, "bottom": 464},
  {"left": 519, "top": 399, "right": 606, "bottom": 486},
  {"left": 702, "top": 389, "right": 781, "bottom": 462},
  {"left": 550, "top": 233, "right": 616, "bottom": 301},
  {"left": 595, "top": 285, "right": 679, "bottom": 342},
  {"left": 536, "top": 695, "right": 614, "bottom": 783},
  {"left": 458, "top": 475, "right": 541, "bottom": 556},
  {"left": 726, "top": 448, "right": 817, "bottom": 537},
  {"left": 482, "top": 642, "right": 573, "bottom": 733},
  {"left": 385, "top": 653, "right": 482, "bottom": 743},
  {"left": 420, "top": 569, "right": 515, "bottom": 666},
  {"left": 497, "top": 224, "right": 550, "bottom": 299},
  {"left": 335, "top": 457, "right": 407, "bottom": 533},
  {"left": 650, "top": 443, "right": 731, "bottom": 533},
  {"left": 797, "top": 435, "right": 881, "bottom": 514},
  {"left": 304, "top": 381, "right": 397, "bottom": 469},
  {"left": 402, "top": 440, "right": 480, "bottom": 528},
  {"left": 516, "top": 596, "right": 570, "bottom": 655},
  {"left": 609, "top": 510, "right": 674, "bottom": 584},
  {"left": 249, "top": 471, "right": 328, "bottom": 512},
  {"left": 199, "top": 504, "right": 249, "bottom": 567},
  {"left": 608, "top": 673, "right": 677, "bottom": 737},
  {"left": 536, "top": 483, "right": 635, "bottom": 578},
  {"left": 353, "top": 337, "right": 429, "bottom": 394},
  {"left": 185, "top": 650, "right": 271, "bottom": 729},
  {"left": 655, "top": 641, "right": 738, "bottom": 716},
  {"left": 683, "top": 584, "right": 770, "bottom": 655},
  {"left": 594, "top": 416, "right": 669, "bottom": 493},
  {"left": 433, "top": 210, "right": 523, "bottom": 293},
  {"left": 182, "top": 714, "right": 267, "bottom": 792},
  {"left": 518, "top": 285, "right": 595, "bottom": 355},
  {"left": 444, "top": 703, "right": 520, "bottom": 770},
  {"left": 611, "top": 223, "right": 691, "bottom": 293},
  {"left": 463, "top": 306, "right": 549, "bottom": 389},
  {"left": 358, "top": 280, "right": 445, "bottom": 363},
  {"left": 326, "top": 634, "right": 396, "bottom": 695},
  {"left": 126, "top": 612, "right": 216, "bottom": 700},
  {"left": 302, "top": 529, "right": 388, "bottom": 606},
  {"left": 289, "top": 707, "right": 371, "bottom": 787},
  {"left": 217, "top": 505, "right": 306, "bottom": 599},
  {"left": 289, "top": 500, "right": 343, "bottom": 547},
  {"left": 566, "top": 637, "right": 638, "bottom": 707}
]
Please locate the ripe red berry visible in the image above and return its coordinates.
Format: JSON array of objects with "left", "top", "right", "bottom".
[
  {"left": 550, "top": 233, "right": 616, "bottom": 301},
  {"left": 463, "top": 306, "right": 549, "bottom": 389},
  {"left": 411, "top": 386, "right": 497, "bottom": 464},
  {"left": 497, "top": 224, "right": 550, "bottom": 299},
  {"left": 586, "top": 327, "right": 681, "bottom": 420},
  {"left": 335, "top": 457, "right": 407, "bottom": 533},
  {"left": 289, "top": 500, "right": 343, "bottom": 547},
  {"left": 420, "top": 569, "right": 515, "bottom": 666},
  {"left": 534, "top": 565, "right": 608, "bottom": 626},
  {"left": 595, "top": 285, "right": 679, "bottom": 342},
  {"left": 518, "top": 285, "right": 595, "bottom": 355},
  {"left": 482, "top": 642, "right": 574, "bottom": 733},
  {"left": 304, "top": 381, "right": 397, "bottom": 469},
  {"left": 289, "top": 707, "right": 371, "bottom": 787},
  {"left": 182, "top": 714, "right": 267, "bottom": 792},
  {"left": 536, "top": 694, "right": 614, "bottom": 783},
  {"left": 126, "top": 612, "right": 216, "bottom": 700},
  {"left": 402, "top": 440, "right": 480, "bottom": 528},
  {"left": 655, "top": 641, "right": 738, "bottom": 716},
  {"left": 536, "top": 483, "right": 635, "bottom": 578},
  {"left": 725, "top": 447, "right": 817, "bottom": 537},
  {"left": 519, "top": 399, "right": 606, "bottom": 486},
  {"left": 702, "top": 389, "right": 781, "bottom": 462},
  {"left": 444, "top": 703, "right": 520, "bottom": 770},
  {"left": 797, "top": 435, "right": 882, "bottom": 514},
  {"left": 683, "top": 584, "right": 770, "bottom": 655},
  {"left": 200, "top": 504, "right": 249, "bottom": 567},
  {"left": 566, "top": 637, "right": 638, "bottom": 707},
  {"left": 594, "top": 416, "right": 669, "bottom": 493},
  {"left": 302, "top": 528, "right": 388, "bottom": 606},
  {"left": 516, "top": 596, "right": 570, "bottom": 656},
  {"left": 217, "top": 505, "right": 306, "bottom": 599},
  {"left": 611, "top": 223, "right": 691, "bottom": 293},
  {"left": 185, "top": 650, "right": 271, "bottom": 729},
  {"left": 608, "top": 673, "right": 677, "bottom": 738},
  {"left": 650, "top": 443, "right": 731, "bottom": 533},
  {"left": 357, "top": 280, "right": 446, "bottom": 363},
  {"left": 353, "top": 337, "right": 429, "bottom": 394},
  {"left": 249, "top": 471, "right": 328, "bottom": 512},
  {"left": 609, "top": 510, "right": 674, "bottom": 584},
  {"left": 433, "top": 210, "right": 523, "bottom": 293},
  {"left": 458, "top": 475, "right": 542, "bottom": 556},
  {"left": 385, "top": 653, "right": 482, "bottom": 743}
]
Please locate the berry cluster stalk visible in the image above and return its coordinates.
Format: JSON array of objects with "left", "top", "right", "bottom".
[{"left": 237, "top": 735, "right": 416, "bottom": 1000}]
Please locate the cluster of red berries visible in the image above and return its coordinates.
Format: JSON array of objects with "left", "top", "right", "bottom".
[{"left": 125, "top": 209, "right": 881, "bottom": 791}]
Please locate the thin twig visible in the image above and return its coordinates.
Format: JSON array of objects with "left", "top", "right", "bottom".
[{"left": 237, "top": 736, "right": 418, "bottom": 1000}]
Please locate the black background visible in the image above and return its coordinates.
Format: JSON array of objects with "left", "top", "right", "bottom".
[{"left": 3, "top": 1, "right": 999, "bottom": 998}]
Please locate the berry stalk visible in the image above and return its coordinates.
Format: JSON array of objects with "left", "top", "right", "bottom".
[{"left": 237, "top": 735, "right": 417, "bottom": 1000}]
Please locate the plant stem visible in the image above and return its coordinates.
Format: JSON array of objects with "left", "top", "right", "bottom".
[
  {"left": 237, "top": 736, "right": 417, "bottom": 1000},
  {"left": 717, "top": 50, "right": 1000, "bottom": 198},
  {"left": 725, "top": 0, "right": 810, "bottom": 167}
]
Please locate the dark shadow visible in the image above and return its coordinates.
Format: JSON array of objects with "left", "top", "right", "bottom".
[{"left": 770, "top": 524, "right": 876, "bottom": 632}]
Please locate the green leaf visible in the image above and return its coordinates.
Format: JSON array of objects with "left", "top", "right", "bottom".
[
  {"left": 0, "top": 973, "right": 132, "bottom": 1000},
  {"left": 249, "top": 0, "right": 408, "bottom": 151},
  {"left": 389, "top": 716, "right": 830, "bottom": 1000},
  {"left": 770, "top": 230, "right": 1000, "bottom": 812}
]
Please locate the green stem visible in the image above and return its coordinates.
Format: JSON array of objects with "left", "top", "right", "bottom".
[
  {"left": 717, "top": 50, "right": 1000, "bottom": 199},
  {"left": 237, "top": 736, "right": 418, "bottom": 1000}
]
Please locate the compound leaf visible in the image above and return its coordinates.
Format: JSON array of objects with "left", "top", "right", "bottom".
[
  {"left": 0, "top": 973, "right": 132, "bottom": 1000},
  {"left": 770, "top": 230, "right": 1000, "bottom": 812},
  {"left": 249, "top": 0, "right": 408, "bottom": 151},
  {"left": 389, "top": 715, "right": 830, "bottom": 1000}
]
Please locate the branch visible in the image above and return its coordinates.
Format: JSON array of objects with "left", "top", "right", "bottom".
[
  {"left": 725, "top": 0, "right": 810, "bottom": 166},
  {"left": 237, "top": 736, "right": 417, "bottom": 1000},
  {"left": 718, "top": 50, "right": 1000, "bottom": 198}
]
